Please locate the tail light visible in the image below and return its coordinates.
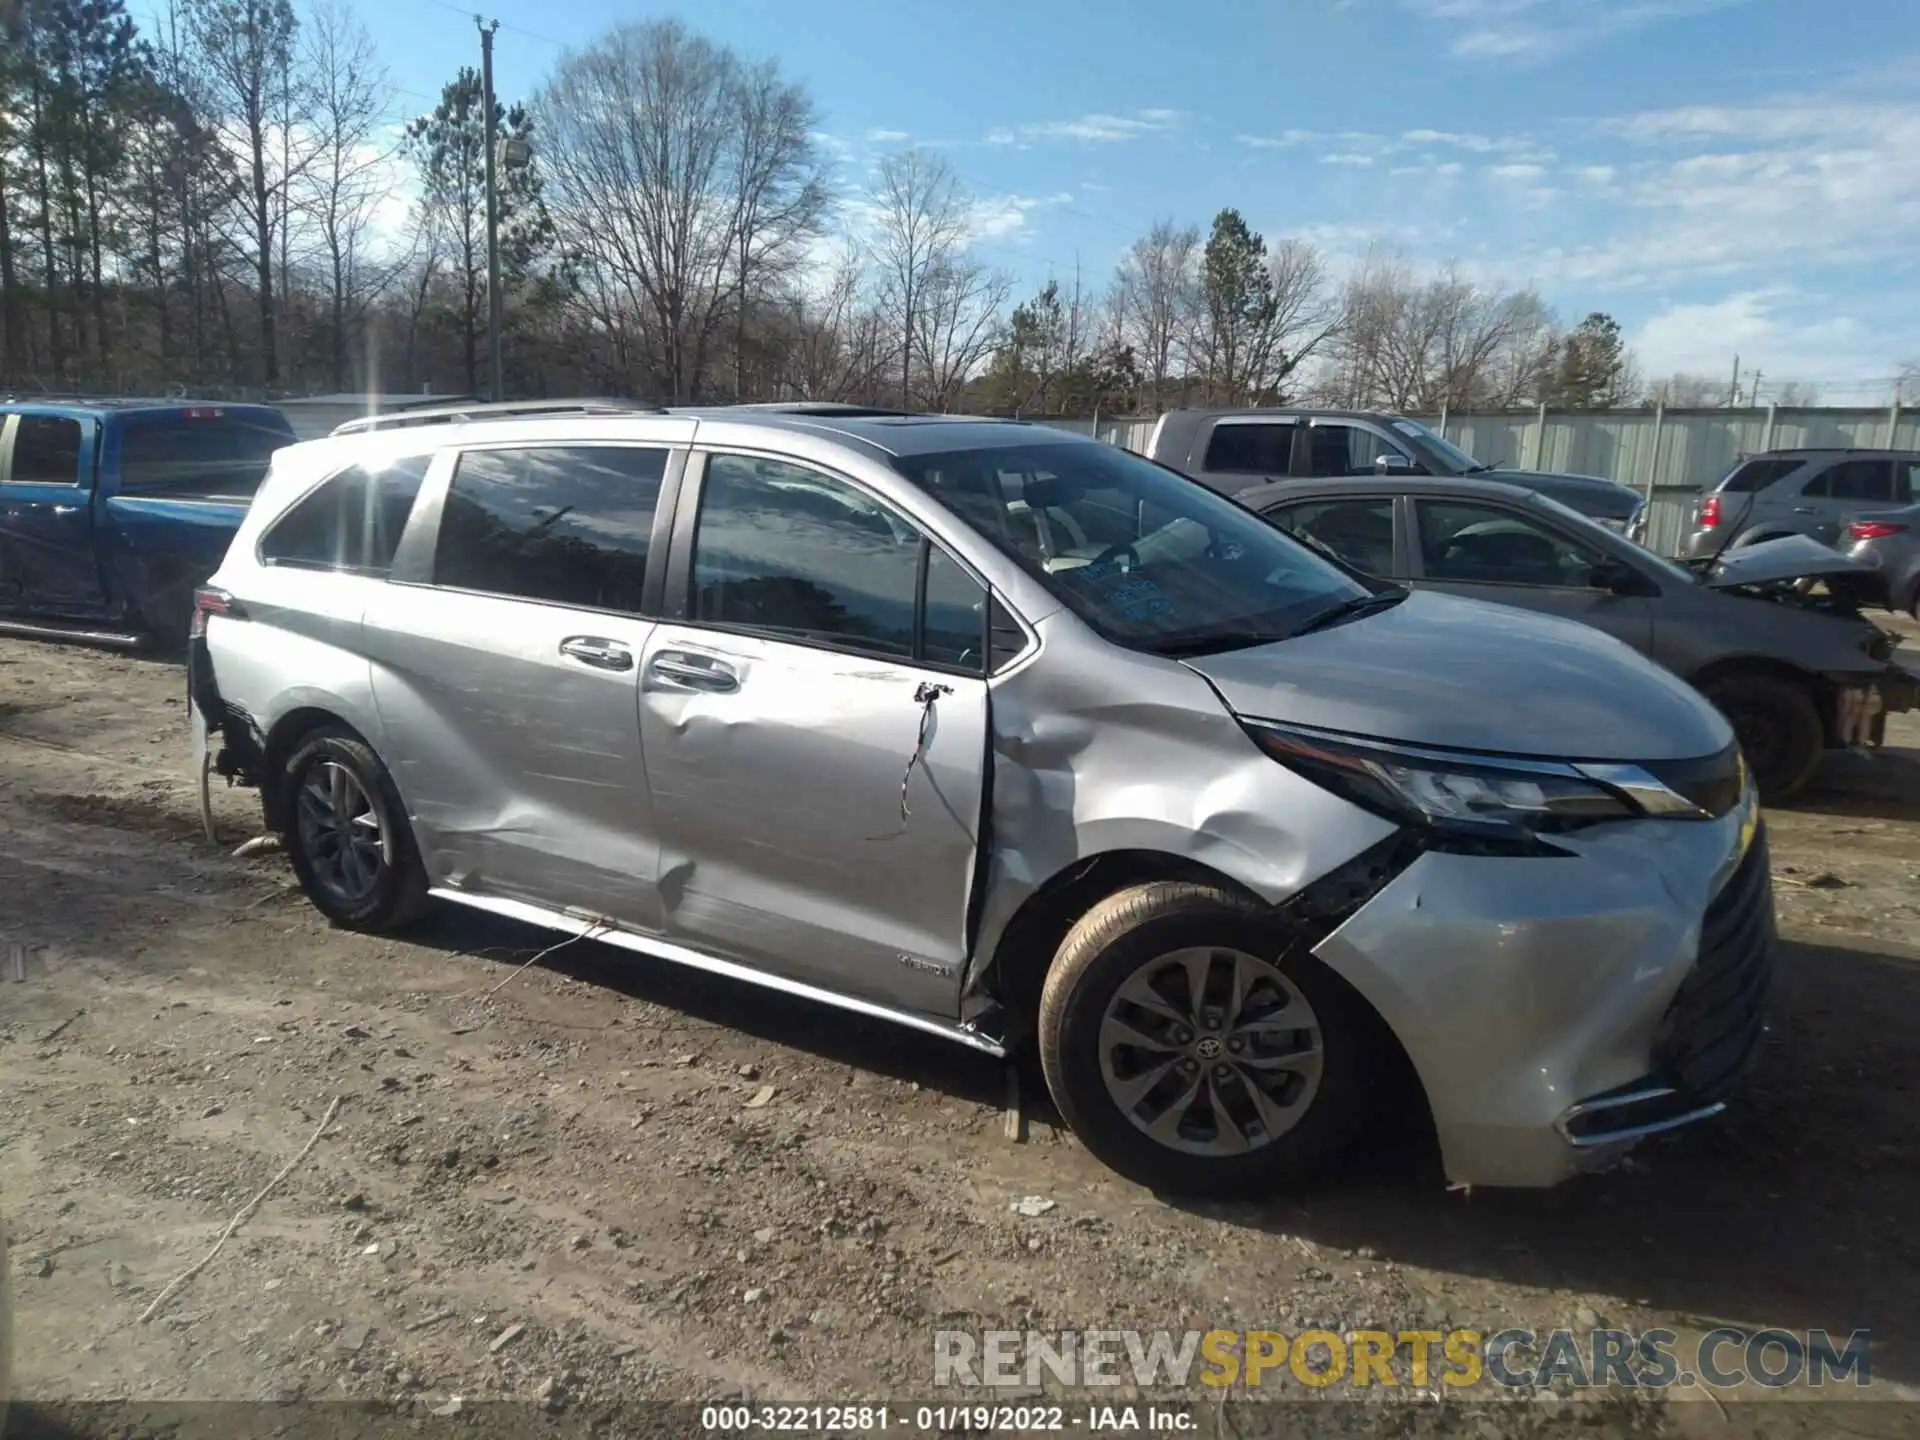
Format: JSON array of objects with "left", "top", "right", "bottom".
[
  {"left": 1699, "top": 495, "right": 1722, "bottom": 529},
  {"left": 190, "top": 585, "right": 245, "bottom": 639},
  {"left": 1847, "top": 520, "right": 1907, "bottom": 541}
]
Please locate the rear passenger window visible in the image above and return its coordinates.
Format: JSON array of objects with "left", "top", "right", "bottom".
[
  {"left": 1203, "top": 423, "right": 1295, "bottom": 475},
  {"left": 1271, "top": 497, "right": 1396, "bottom": 574},
  {"left": 434, "top": 445, "right": 667, "bottom": 613},
  {"left": 5, "top": 415, "right": 83, "bottom": 485},
  {"left": 1816, "top": 459, "right": 1895, "bottom": 502},
  {"left": 261, "top": 456, "right": 430, "bottom": 573}
]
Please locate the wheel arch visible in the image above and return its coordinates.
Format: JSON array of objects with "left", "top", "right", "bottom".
[
  {"left": 260, "top": 705, "right": 376, "bottom": 831},
  {"left": 1688, "top": 654, "right": 1835, "bottom": 743}
]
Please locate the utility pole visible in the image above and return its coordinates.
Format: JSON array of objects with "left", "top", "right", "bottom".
[
  {"left": 1727, "top": 354, "right": 1740, "bottom": 408},
  {"left": 1747, "top": 370, "right": 1762, "bottom": 406},
  {"left": 477, "top": 16, "right": 503, "bottom": 403}
]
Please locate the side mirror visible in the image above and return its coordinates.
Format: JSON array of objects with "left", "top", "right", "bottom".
[
  {"left": 1373, "top": 453, "right": 1414, "bottom": 474},
  {"left": 1589, "top": 559, "right": 1648, "bottom": 596}
]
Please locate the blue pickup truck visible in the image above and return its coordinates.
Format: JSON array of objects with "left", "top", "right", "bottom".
[{"left": 0, "top": 399, "right": 296, "bottom": 649}]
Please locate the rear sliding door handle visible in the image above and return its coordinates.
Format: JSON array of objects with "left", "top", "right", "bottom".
[
  {"left": 558, "top": 636, "right": 634, "bottom": 671},
  {"left": 647, "top": 651, "right": 740, "bottom": 693}
]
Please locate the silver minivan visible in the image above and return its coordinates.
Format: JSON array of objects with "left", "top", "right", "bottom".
[{"left": 190, "top": 404, "right": 1772, "bottom": 1196}]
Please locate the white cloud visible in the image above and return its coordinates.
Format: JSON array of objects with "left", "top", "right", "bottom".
[
  {"left": 987, "top": 109, "right": 1183, "bottom": 147},
  {"left": 1630, "top": 290, "right": 1879, "bottom": 387},
  {"left": 967, "top": 191, "right": 1075, "bottom": 242},
  {"left": 866, "top": 128, "right": 910, "bottom": 143},
  {"left": 1320, "top": 152, "right": 1377, "bottom": 167},
  {"left": 1489, "top": 162, "right": 1546, "bottom": 180},
  {"left": 1399, "top": 0, "right": 1749, "bottom": 62}
]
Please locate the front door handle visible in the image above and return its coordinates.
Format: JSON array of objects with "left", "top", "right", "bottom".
[
  {"left": 1792, "top": 506, "right": 1818, "bottom": 514},
  {"left": 647, "top": 650, "right": 740, "bottom": 693},
  {"left": 559, "top": 636, "right": 634, "bottom": 671}
]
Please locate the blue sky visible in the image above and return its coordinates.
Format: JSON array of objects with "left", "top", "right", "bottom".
[{"left": 344, "top": 0, "right": 1917, "bottom": 398}]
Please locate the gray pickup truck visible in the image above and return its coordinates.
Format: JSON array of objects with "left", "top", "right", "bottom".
[{"left": 1138, "top": 407, "right": 1646, "bottom": 532}]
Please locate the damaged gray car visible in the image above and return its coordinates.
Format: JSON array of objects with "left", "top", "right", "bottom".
[
  {"left": 1244, "top": 474, "right": 1916, "bottom": 801},
  {"left": 189, "top": 404, "right": 1771, "bottom": 1195}
]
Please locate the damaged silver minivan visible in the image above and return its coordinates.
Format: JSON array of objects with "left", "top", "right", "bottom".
[{"left": 190, "top": 404, "right": 1773, "bottom": 1195}]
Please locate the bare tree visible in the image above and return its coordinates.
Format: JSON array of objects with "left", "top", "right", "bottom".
[
  {"left": 1319, "top": 252, "right": 1553, "bottom": 411},
  {"left": 776, "top": 237, "right": 884, "bottom": 401},
  {"left": 867, "top": 148, "right": 974, "bottom": 408},
  {"left": 536, "top": 19, "right": 824, "bottom": 402},
  {"left": 913, "top": 254, "right": 1011, "bottom": 411},
  {"left": 1898, "top": 359, "right": 1919, "bottom": 402},
  {"left": 182, "top": 0, "right": 305, "bottom": 387},
  {"left": 1112, "top": 219, "right": 1199, "bottom": 410},
  {"left": 1648, "top": 373, "right": 1725, "bottom": 406},
  {"left": 1248, "top": 237, "right": 1339, "bottom": 400},
  {"left": 1770, "top": 378, "right": 1822, "bottom": 406},
  {"left": 299, "top": 0, "right": 398, "bottom": 392}
]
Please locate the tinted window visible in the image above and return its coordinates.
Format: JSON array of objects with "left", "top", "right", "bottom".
[
  {"left": 1718, "top": 457, "right": 1803, "bottom": 493},
  {"left": 118, "top": 412, "right": 293, "bottom": 497},
  {"left": 1203, "top": 422, "right": 1295, "bottom": 475},
  {"left": 1417, "top": 500, "right": 1608, "bottom": 588},
  {"left": 6, "top": 415, "right": 83, "bottom": 485},
  {"left": 1306, "top": 424, "right": 1397, "bottom": 478},
  {"left": 434, "top": 445, "right": 666, "bottom": 612},
  {"left": 1270, "top": 498, "right": 1396, "bottom": 575},
  {"left": 261, "top": 456, "right": 430, "bottom": 573},
  {"left": 895, "top": 440, "right": 1369, "bottom": 655},
  {"left": 1817, "top": 459, "right": 1895, "bottom": 502},
  {"left": 1901, "top": 462, "right": 1919, "bottom": 503},
  {"left": 923, "top": 544, "right": 987, "bottom": 670},
  {"left": 692, "top": 455, "right": 921, "bottom": 658}
]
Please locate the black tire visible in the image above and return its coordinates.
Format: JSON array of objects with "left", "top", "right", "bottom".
[
  {"left": 1037, "top": 881, "right": 1371, "bottom": 1197},
  {"left": 280, "top": 725, "right": 431, "bottom": 930},
  {"left": 1697, "top": 671, "right": 1824, "bottom": 803}
]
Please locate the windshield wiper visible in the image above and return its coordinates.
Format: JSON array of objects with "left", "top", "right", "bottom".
[{"left": 1293, "top": 586, "right": 1409, "bottom": 636}]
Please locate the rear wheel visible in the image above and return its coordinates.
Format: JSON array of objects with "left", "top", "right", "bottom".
[
  {"left": 1697, "top": 671, "right": 1824, "bottom": 803},
  {"left": 281, "top": 726, "right": 430, "bottom": 930},
  {"left": 1037, "top": 881, "right": 1371, "bottom": 1197}
]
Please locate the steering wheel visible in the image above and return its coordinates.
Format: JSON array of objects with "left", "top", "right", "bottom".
[{"left": 1091, "top": 543, "right": 1138, "bottom": 574}]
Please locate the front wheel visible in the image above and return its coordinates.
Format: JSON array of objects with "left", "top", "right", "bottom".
[
  {"left": 281, "top": 726, "right": 430, "bottom": 930},
  {"left": 1037, "top": 882, "right": 1371, "bottom": 1197},
  {"left": 1697, "top": 672, "right": 1824, "bottom": 803}
]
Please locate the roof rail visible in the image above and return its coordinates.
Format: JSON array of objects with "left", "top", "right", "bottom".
[{"left": 329, "top": 398, "right": 664, "bottom": 436}]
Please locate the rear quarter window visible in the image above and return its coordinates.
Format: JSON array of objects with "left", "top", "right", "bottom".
[{"left": 117, "top": 411, "right": 296, "bottom": 498}]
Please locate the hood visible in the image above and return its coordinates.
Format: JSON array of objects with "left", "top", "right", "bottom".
[
  {"left": 1182, "top": 588, "right": 1732, "bottom": 762},
  {"left": 1703, "top": 533, "right": 1883, "bottom": 591}
]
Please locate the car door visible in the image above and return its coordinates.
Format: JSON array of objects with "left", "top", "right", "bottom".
[
  {"left": 1792, "top": 458, "right": 1896, "bottom": 544},
  {"left": 368, "top": 437, "right": 687, "bottom": 930},
  {"left": 637, "top": 449, "right": 991, "bottom": 1017},
  {"left": 1261, "top": 493, "right": 1405, "bottom": 579},
  {"left": 0, "top": 410, "right": 106, "bottom": 616},
  {"left": 1408, "top": 496, "right": 1655, "bottom": 652}
]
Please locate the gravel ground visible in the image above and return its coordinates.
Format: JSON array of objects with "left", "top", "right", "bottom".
[{"left": 3, "top": 633, "right": 1918, "bottom": 1439}]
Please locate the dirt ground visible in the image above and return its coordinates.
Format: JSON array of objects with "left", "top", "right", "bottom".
[{"left": 3, "top": 632, "right": 1919, "bottom": 1439}]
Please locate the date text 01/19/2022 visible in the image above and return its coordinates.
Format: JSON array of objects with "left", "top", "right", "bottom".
[{"left": 698, "top": 1404, "right": 1197, "bottom": 1433}]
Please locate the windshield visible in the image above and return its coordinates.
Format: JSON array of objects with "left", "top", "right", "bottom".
[
  {"left": 892, "top": 440, "right": 1371, "bottom": 655},
  {"left": 117, "top": 410, "right": 295, "bottom": 498},
  {"left": 1391, "top": 418, "right": 1485, "bottom": 474}
]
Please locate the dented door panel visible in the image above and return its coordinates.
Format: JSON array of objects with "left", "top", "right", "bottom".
[
  {"left": 638, "top": 623, "right": 988, "bottom": 1016},
  {"left": 365, "top": 585, "right": 665, "bottom": 928}
]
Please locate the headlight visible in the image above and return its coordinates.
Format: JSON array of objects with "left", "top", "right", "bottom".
[{"left": 1243, "top": 719, "right": 1635, "bottom": 850}]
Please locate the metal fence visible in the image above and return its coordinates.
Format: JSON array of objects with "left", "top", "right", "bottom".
[{"left": 1032, "top": 404, "right": 1916, "bottom": 556}]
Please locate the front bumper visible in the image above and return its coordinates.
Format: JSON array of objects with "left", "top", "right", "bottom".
[{"left": 1312, "top": 794, "right": 1772, "bottom": 1187}]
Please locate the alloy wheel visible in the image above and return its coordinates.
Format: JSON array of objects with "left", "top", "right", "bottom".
[
  {"left": 1097, "top": 946, "right": 1323, "bottom": 1156},
  {"left": 295, "top": 760, "right": 386, "bottom": 907}
]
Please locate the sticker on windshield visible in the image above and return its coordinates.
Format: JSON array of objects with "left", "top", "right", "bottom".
[{"left": 1099, "top": 578, "right": 1175, "bottom": 622}]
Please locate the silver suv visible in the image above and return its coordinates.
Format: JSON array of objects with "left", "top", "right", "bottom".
[
  {"left": 1682, "top": 447, "right": 1920, "bottom": 559},
  {"left": 189, "top": 403, "right": 1772, "bottom": 1195}
]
